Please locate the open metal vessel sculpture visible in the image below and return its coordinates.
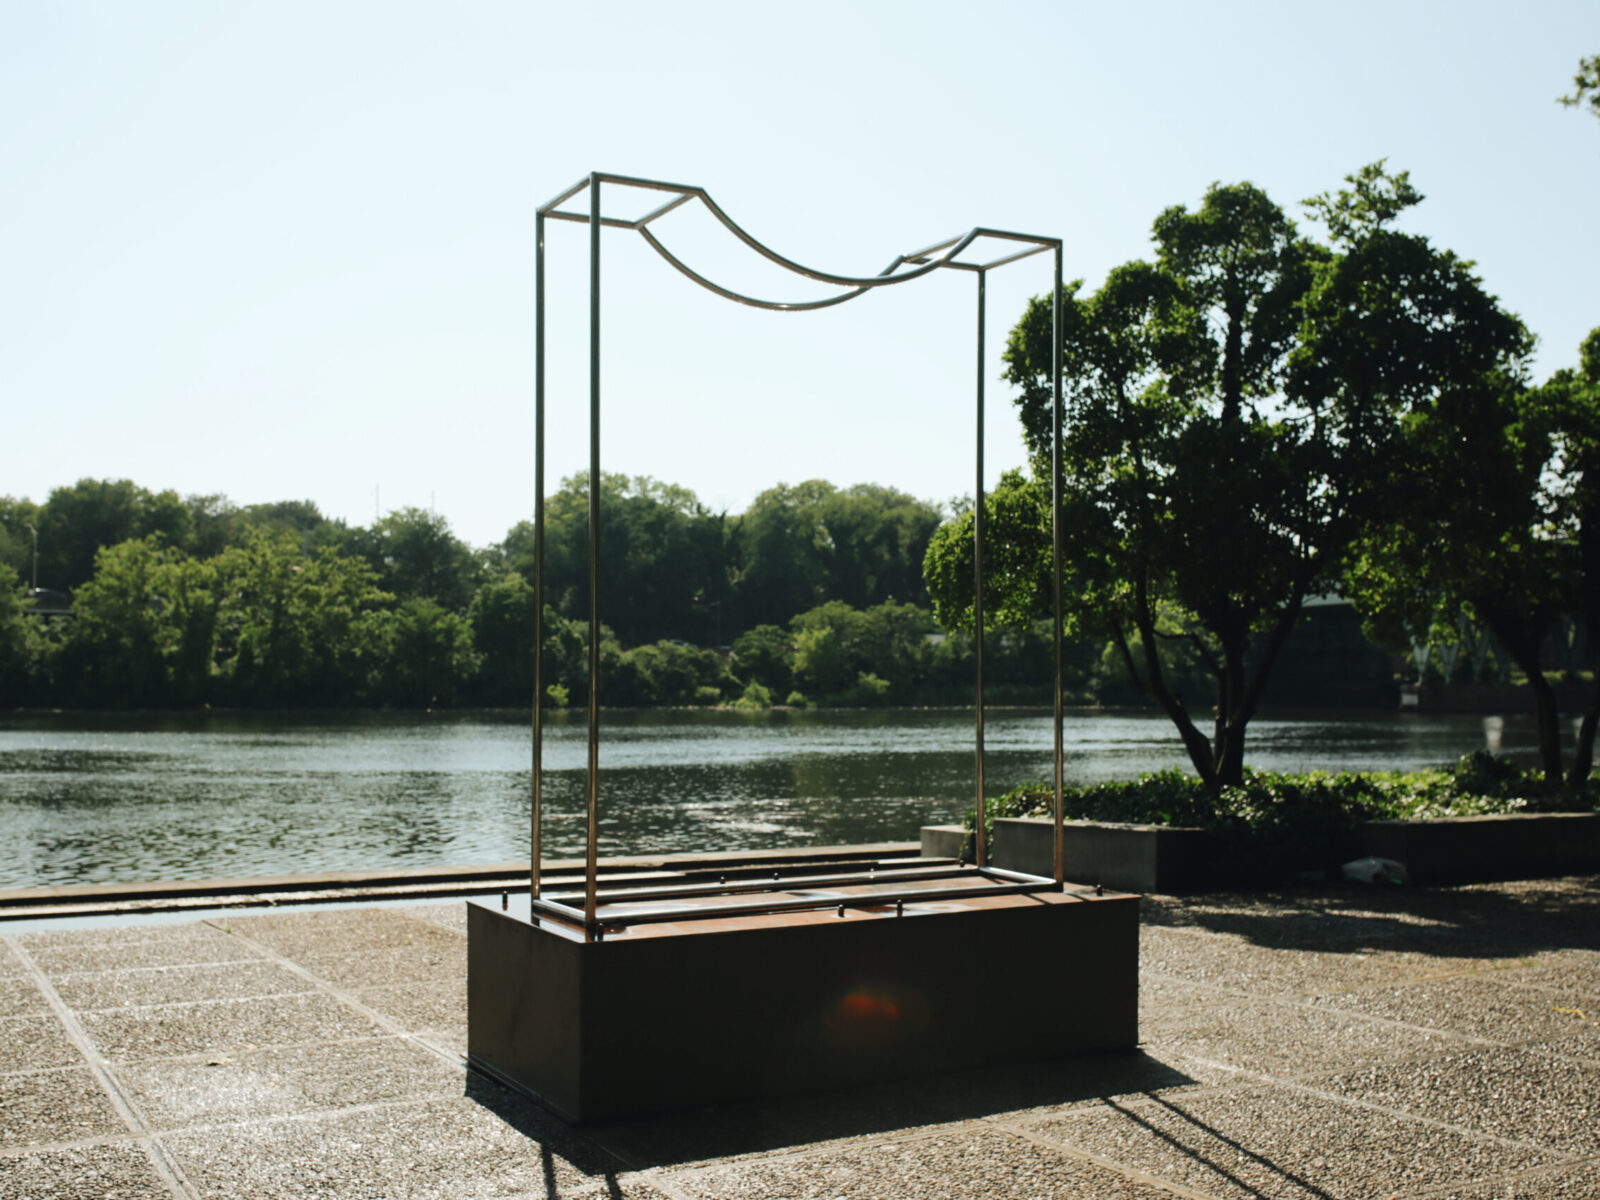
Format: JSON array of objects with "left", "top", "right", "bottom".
[{"left": 468, "top": 173, "right": 1137, "bottom": 1121}]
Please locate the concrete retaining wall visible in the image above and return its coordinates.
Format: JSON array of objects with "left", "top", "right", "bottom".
[
  {"left": 923, "top": 812, "right": 1600, "bottom": 891},
  {"left": 991, "top": 818, "right": 1213, "bottom": 893},
  {"left": 1359, "top": 812, "right": 1600, "bottom": 883}
]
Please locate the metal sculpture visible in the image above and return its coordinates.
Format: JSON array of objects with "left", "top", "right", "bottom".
[{"left": 529, "top": 171, "right": 1068, "bottom": 935}]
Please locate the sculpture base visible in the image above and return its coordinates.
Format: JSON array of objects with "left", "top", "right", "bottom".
[{"left": 466, "top": 878, "right": 1138, "bottom": 1121}]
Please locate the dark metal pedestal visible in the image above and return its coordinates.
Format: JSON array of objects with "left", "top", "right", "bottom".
[{"left": 467, "top": 872, "right": 1138, "bottom": 1122}]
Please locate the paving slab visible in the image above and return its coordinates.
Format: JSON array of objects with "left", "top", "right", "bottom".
[
  {"left": 1306, "top": 972, "right": 1600, "bottom": 1056},
  {"left": 1309, "top": 1044, "right": 1600, "bottom": 1157},
  {"left": 1019, "top": 1081, "right": 1555, "bottom": 1200},
  {"left": 667, "top": 1127, "right": 1185, "bottom": 1200},
  {"left": 0, "top": 1067, "right": 127, "bottom": 1151},
  {"left": 6, "top": 873, "right": 1600, "bottom": 1199},
  {"left": 50, "top": 959, "right": 312, "bottom": 1011},
  {"left": 0, "top": 1015, "right": 86, "bottom": 1074},
  {"left": 115, "top": 1035, "right": 461, "bottom": 1131},
  {"left": 221, "top": 906, "right": 459, "bottom": 961},
  {"left": 17, "top": 923, "right": 261, "bottom": 974},
  {"left": 160, "top": 1094, "right": 625, "bottom": 1200},
  {"left": 0, "top": 1143, "right": 172, "bottom": 1200},
  {"left": 1141, "top": 925, "right": 1530, "bottom": 997},
  {"left": 1141, "top": 988, "right": 1468, "bottom": 1077},
  {"left": 0, "top": 975, "right": 48, "bottom": 1018},
  {"left": 348, "top": 978, "right": 465, "bottom": 1040},
  {"left": 1420, "top": 1156, "right": 1600, "bottom": 1199},
  {"left": 80, "top": 991, "right": 390, "bottom": 1063}
]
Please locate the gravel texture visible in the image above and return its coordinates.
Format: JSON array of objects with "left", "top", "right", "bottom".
[
  {"left": 0, "top": 1015, "right": 87, "bottom": 1074},
  {"left": 0, "top": 1143, "right": 172, "bottom": 1200},
  {"left": 5, "top": 873, "right": 1600, "bottom": 1198},
  {"left": 50, "top": 959, "right": 313, "bottom": 1012},
  {"left": 114, "top": 1035, "right": 461, "bottom": 1131},
  {"left": 0, "top": 1067, "right": 127, "bottom": 1150},
  {"left": 79, "top": 991, "right": 389, "bottom": 1063},
  {"left": 675, "top": 1128, "right": 1183, "bottom": 1200},
  {"left": 1022, "top": 1081, "right": 1555, "bottom": 1200},
  {"left": 1309, "top": 1044, "right": 1600, "bottom": 1157}
]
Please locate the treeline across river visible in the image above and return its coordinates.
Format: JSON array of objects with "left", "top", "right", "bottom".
[{"left": 0, "top": 474, "right": 1136, "bottom": 710}]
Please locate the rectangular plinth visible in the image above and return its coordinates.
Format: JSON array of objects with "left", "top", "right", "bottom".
[
  {"left": 987, "top": 818, "right": 1213, "bottom": 893},
  {"left": 467, "top": 886, "right": 1138, "bottom": 1121}
]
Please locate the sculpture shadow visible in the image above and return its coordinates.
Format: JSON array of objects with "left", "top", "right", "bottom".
[{"left": 467, "top": 1048, "right": 1193, "bottom": 1174}]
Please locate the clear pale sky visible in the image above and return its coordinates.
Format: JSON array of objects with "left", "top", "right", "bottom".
[{"left": 3, "top": 1, "right": 1596, "bottom": 547}]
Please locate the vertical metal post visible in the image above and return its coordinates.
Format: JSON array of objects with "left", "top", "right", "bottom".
[
  {"left": 532, "top": 211, "right": 546, "bottom": 902},
  {"left": 1051, "top": 246, "right": 1065, "bottom": 887},
  {"left": 973, "top": 270, "right": 987, "bottom": 869},
  {"left": 585, "top": 174, "right": 602, "bottom": 934}
]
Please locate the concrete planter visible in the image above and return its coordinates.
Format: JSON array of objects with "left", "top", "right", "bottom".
[
  {"left": 990, "top": 818, "right": 1215, "bottom": 894},
  {"left": 467, "top": 886, "right": 1138, "bottom": 1121},
  {"left": 1359, "top": 812, "right": 1600, "bottom": 884},
  {"left": 925, "top": 811, "right": 1600, "bottom": 892}
]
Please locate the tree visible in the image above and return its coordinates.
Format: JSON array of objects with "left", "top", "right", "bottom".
[
  {"left": 928, "top": 166, "right": 1530, "bottom": 789},
  {"left": 1561, "top": 54, "right": 1600, "bottom": 121},
  {"left": 730, "top": 481, "right": 943, "bottom": 632},
  {"left": 502, "top": 474, "right": 729, "bottom": 647},
  {"left": 371, "top": 597, "right": 480, "bottom": 706},
  {"left": 213, "top": 531, "right": 391, "bottom": 705},
  {"left": 33, "top": 479, "right": 192, "bottom": 592},
  {"left": 1347, "top": 330, "right": 1599, "bottom": 789},
  {"left": 0, "top": 564, "right": 34, "bottom": 705},
  {"left": 56, "top": 538, "right": 218, "bottom": 706},
  {"left": 346, "top": 507, "right": 480, "bottom": 613}
]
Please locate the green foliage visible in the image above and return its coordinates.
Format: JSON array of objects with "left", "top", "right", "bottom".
[
  {"left": 1344, "top": 327, "right": 1600, "bottom": 786},
  {"left": 606, "top": 640, "right": 734, "bottom": 707},
  {"left": 370, "top": 597, "right": 480, "bottom": 706},
  {"left": 784, "top": 690, "right": 811, "bottom": 708},
  {"left": 0, "top": 564, "right": 34, "bottom": 705},
  {"left": 732, "top": 680, "right": 773, "bottom": 709},
  {"left": 506, "top": 474, "right": 728, "bottom": 648},
  {"left": 932, "top": 165, "right": 1529, "bottom": 790},
  {"left": 730, "top": 481, "right": 942, "bottom": 630},
  {"left": 1560, "top": 54, "right": 1600, "bottom": 120},
  {"left": 346, "top": 507, "right": 479, "bottom": 612},
  {"left": 971, "top": 756, "right": 1593, "bottom": 877}
]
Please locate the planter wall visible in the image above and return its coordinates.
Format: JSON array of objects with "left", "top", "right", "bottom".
[
  {"left": 927, "top": 811, "right": 1600, "bottom": 891},
  {"left": 1359, "top": 812, "right": 1600, "bottom": 883},
  {"left": 467, "top": 887, "right": 1139, "bottom": 1121}
]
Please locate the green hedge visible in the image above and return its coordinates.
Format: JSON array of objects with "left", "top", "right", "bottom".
[{"left": 968, "top": 753, "right": 1600, "bottom": 878}]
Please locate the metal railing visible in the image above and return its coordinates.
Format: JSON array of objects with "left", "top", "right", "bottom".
[{"left": 532, "top": 173, "right": 1067, "bottom": 936}]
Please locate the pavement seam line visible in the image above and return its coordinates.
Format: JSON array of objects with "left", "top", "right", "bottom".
[
  {"left": 623, "top": 1167, "right": 704, "bottom": 1200},
  {"left": 1404, "top": 1151, "right": 1600, "bottom": 1198},
  {"left": 201, "top": 917, "right": 464, "bottom": 1070},
  {"left": 0, "top": 933, "right": 199, "bottom": 1200},
  {"left": 984, "top": 1117, "right": 1227, "bottom": 1199},
  {"left": 1175, "top": 1053, "right": 1569, "bottom": 1162}
]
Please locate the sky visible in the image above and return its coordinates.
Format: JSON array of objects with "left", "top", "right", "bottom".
[{"left": 3, "top": 1, "right": 1597, "bottom": 548}]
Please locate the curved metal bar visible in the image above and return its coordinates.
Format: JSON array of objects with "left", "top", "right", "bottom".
[
  {"left": 690, "top": 186, "right": 986, "bottom": 288},
  {"left": 637, "top": 228, "right": 872, "bottom": 312}
]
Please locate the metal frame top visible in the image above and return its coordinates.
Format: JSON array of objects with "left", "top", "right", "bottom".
[{"left": 531, "top": 172, "right": 1066, "bottom": 938}]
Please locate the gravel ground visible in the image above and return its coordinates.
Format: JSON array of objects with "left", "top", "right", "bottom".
[{"left": 2, "top": 874, "right": 1598, "bottom": 1198}]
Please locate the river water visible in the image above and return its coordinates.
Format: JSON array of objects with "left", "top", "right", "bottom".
[{"left": 0, "top": 708, "right": 1540, "bottom": 889}]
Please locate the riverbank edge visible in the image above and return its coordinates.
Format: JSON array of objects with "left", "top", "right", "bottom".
[{"left": 0, "top": 841, "right": 923, "bottom": 923}]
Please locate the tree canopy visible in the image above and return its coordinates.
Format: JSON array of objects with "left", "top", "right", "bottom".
[{"left": 927, "top": 165, "right": 1531, "bottom": 789}]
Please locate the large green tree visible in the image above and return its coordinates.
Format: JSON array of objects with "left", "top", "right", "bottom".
[
  {"left": 1347, "top": 329, "right": 1600, "bottom": 788},
  {"left": 928, "top": 166, "right": 1529, "bottom": 788},
  {"left": 501, "top": 474, "right": 729, "bottom": 648}
]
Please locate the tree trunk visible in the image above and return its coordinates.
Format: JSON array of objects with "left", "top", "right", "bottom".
[
  {"left": 1480, "top": 612, "right": 1563, "bottom": 788},
  {"left": 1128, "top": 580, "right": 1218, "bottom": 788},
  {"left": 1570, "top": 689, "right": 1599, "bottom": 789}
]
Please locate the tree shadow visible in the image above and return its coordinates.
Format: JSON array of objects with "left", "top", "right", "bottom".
[
  {"left": 467, "top": 1049, "right": 1194, "bottom": 1173},
  {"left": 1141, "top": 874, "right": 1600, "bottom": 959}
]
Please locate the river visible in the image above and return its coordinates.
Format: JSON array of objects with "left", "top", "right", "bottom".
[{"left": 0, "top": 708, "right": 1543, "bottom": 889}]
